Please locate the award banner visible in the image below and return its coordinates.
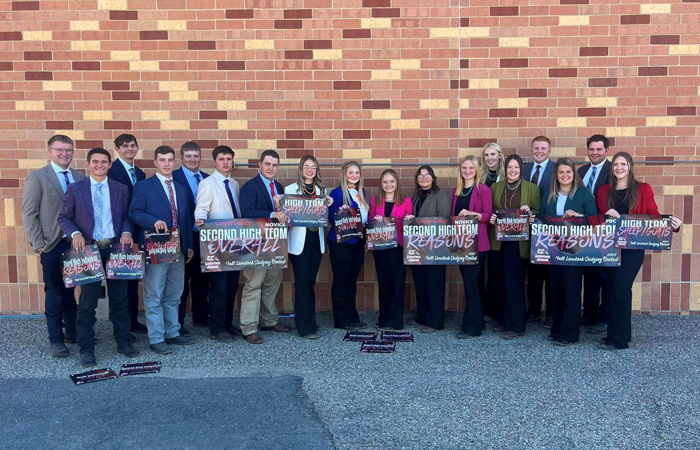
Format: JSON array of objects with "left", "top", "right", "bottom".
[
  {"left": 106, "top": 244, "right": 144, "bottom": 280},
  {"left": 70, "top": 368, "right": 118, "bottom": 385},
  {"left": 615, "top": 214, "right": 673, "bottom": 250},
  {"left": 380, "top": 331, "right": 414, "bottom": 342},
  {"left": 143, "top": 229, "right": 181, "bottom": 265},
  {"left": 403, "top": 216, "right": 479, "bottom": 265},
  {"left": 365, "top": 217, "right": 398, "bottom": 251},
  {"left": 280, "top": 194, "right": 328, "bottom": 227},
  {"left": 199, "top": 218, "right": 288, "bottom": 272},
  {"left": 495, "top": 209, "right": 530, "bottom": 241},
  {"left": 119, "top": 361, "right": 162, "bottom": 377},
  {"left": 61, "top": 244, "right": 105, "bottom": 288},
  {"left": 343, "top": 331, "right": 378, "bottom": 342},
  {"left": 335, "top": 207, "right": 364, "bottom": 242},
  {"left": 530, "top": 215, "right": 620, "bottom": 266},
  {"left": 361, "top": 341, "right": 396, "bottom": 353}
]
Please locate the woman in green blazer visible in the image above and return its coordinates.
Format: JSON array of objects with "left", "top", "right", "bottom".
[
  {"left": 487, "top": 154, "right": 540, "bottom": 339},
  {"left": 540, "top": 157, "right": 597, "bottom": 347}
]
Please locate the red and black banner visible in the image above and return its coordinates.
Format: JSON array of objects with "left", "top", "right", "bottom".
[
  {"left": 495, "top": 209, "right": 530, "bottom": 241},
  {"left": 365, "top": 217, "right": 398, "bottom": 250},
  {"left": 403, "top": 216, "right": 479, "bottom": 265},
  {"left": 614, "top": 214, "right": 673, "bottom": 250},
  {"left": 335, "top": 207, "right": 364, "bottom": 242},
  {"left": 143, "top": 229, "right": 181, "bottom": 265},
  {"left": 106, "top": 243, "right": 144, "bottom": 280},
  {"left": 280, "top": 194, "right": 328, "bottom": 227},
  {"left": 61, "top": 244, "right": 105, "bottom": 288}
]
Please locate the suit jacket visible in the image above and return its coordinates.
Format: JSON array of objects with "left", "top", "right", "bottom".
[
  {"left": 173, "top": 167, "right": 210, "bottom": 221},
  {"left": 195, "top": 173, "right": 241, "bottom": 221},
  {"left": 412, "top": 189, "right": 451, "bottom": 217},
  {"left": 128, "top": 175, "right": 193, "bottom": 253},
  {"left": 327, "top": 186, "right": 369, "bottom": 244},
  {"left": 488, "top": 179, "right": 541, "bottom": 258},
  {"left": 58, "top": 178, "right": 133, "bottom": 242},
  {"left": 240, "top": 175, "right": 284, "bottom": 219},
  {"left": 285, "top": 183, "right": 328, "bottom": 255},
  {"left": 368, "top": 195, "right": 413, "bottom": 247},
  {"left": 541, "top": 186, "right": 597, "bottom": 217},
  {"left": 522, "top": 159, "right": 555, "bottom": 196},
  {"left": 578, "top": 160, "right": 611, "bottom": 196},
  {"left": 21, "top": 164, "right": 86, "bottom": 252},
  {"left": 107, "top": 159, "right": 145, "bottom": 199},
  {"left": 451, "top": 184, "right": 493, "bottom": 252}
]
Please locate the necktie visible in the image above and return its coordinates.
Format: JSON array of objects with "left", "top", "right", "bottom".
[
  {"left": 93, "top": 184, "right": 103, "bottom": 240},
  {"left": 224, "top": 179, "right": 239, "bottom": 219},
  {"left": 194, "top": 173, "right": 201, "bottom": 184},
  {"left": 165, "top": 179, "right": 179, "bottom": 229},
  {"left": 270, "top": 181, "right": 276, "bottom": 211},
  {"left": 531, "top": 165, "right": 540, "bottom": 186},
  {"left": 61, "top": 171, "right": 71, "bottom": 192},
  {"left": 587, "top": 166, "right": 597, "bottom": 192},
  {"left": 129, "top": 167, "right": 137, "bottom": 185}
]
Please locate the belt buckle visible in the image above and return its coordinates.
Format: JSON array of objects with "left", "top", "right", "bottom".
[{"left": 96, "top": 239, "right": 111, "bottom": 249}]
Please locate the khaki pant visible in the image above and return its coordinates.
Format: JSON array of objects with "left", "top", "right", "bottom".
[{"left": 240, "top": 268, "right": 283, "bottom": 335}]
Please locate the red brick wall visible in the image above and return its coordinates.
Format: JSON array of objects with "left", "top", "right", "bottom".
[{"left": 1, "top": 0, "right": 698, "bottom": 315}]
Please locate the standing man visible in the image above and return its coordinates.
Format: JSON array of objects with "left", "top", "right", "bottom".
[
  {"left": 172, "top": 141, "right": 210, "bottom": 336},
  {"left": 238, "top": 150, "right": 291, "bottom": 344},
  {"left": 58, "top": 148, "right": 140, "bottom": 367},
  {"left": 22, "top": 135, "right": 86, "bottom": 357},
  {"left": 107, "top": 134, "right": 148, "bottom": 335},
  {"left": 579, "top": 134, "right": 612, "bottom": 334},
  {"left": 522, "top": 136, "right": 555, "bottom": 328},
  {"left": 129, "top": 145, "right": 195, "bottom": 355},
  {"left": 194, "top": 145, "right": 241, "bottom": 343}
]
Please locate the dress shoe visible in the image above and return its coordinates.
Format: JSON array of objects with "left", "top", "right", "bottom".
[
  {"left": 491, "top": 325, "right": 506, "bottom": 333},
  {"left": 580, "top": 318, "right": 597, "bottom": 327},
  {"left": 80, "top": 352, "right": 97, "bottom": 368},
  {"left": 526, "top": 314, "right": 542, "bottom": 324},
  {"left": 502, "top": 331, "right": 524, "bottom": 340},
  {"left": 587, "top": 323, "right": 607, "bottom": 334},
  {"left": 542, "top": 317, "right": 553, "bottom": 329},
  {"left": 226, "top": 324, "right": 243, "bottom": 336},
  {"left": 192, "top": 321, "right": 208, "bottom": 328},
  {"left": 377, "top": 325, "right": 394, "bottom": 332},
  {"left": 211, "top": 332, "right": 235, "bottom": 343},
  {"left": 64, "top": 335, "right": 77, "bottom": 344},
  {"left": 300, "top": 333, "right": 319, "bottom": 340},
  {"left": 261, "top": 323, "right": 292, "bottom": 333},
  {"left": 343, "top": 325, "right": 358, "bottom": 331},
  {"left": 554, "top": 339, "right": 573, "bottom": 346},
  {"left": 130, "top": 333, "right": 137, "bottom": 343},
  {"left": 131, "top": 321, "right": 148, "bottom": 334},
  {"left": 599, "top": 337, "right": 607, "bottom": 344},
  {"left": 178, "top": 325, "right": 191, "bottom": 338},
  {"left": 117, "top": 344, "right": 141, "bottom": 358},
  {"left": 546, "top": 335, "right": 557, "bottom": 341},
  {"left": 165, "top": 335, "right": 194, "bottom": 345},
  {"left": 150, "top": 342, "right": 173, "bottom": 354},
  {"left": 245, "top": 333, "right": 264, "bottom": 344},
  {"left": 456, "top": 332, "right": 478, "bottom": 339},
  {"left": 50, "top": 342, "right": 69, "bottom": 357},
  {"left": 420, "top": 326, "right": 438, "bottom": 333},
  {"left": 353, "top": 322, "right": 368, "bottom": 329},
  {"left": 600, "top": 342, "right": 624, "bottom": 351}
]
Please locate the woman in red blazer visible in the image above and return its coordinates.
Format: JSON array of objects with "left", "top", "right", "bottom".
[
  {"left": 451, "top": 155, "right": 493, "bottom": 338},
  {"left": 369, "top": 169, "right": 413, "bottom": 331},
  {"left": 596, "top": 151, "right": 681, "bottom": 350}
]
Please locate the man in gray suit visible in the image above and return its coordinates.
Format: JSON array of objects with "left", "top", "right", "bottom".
[{"left": 21, "top": 135, "right": 87, "bottom": 357}]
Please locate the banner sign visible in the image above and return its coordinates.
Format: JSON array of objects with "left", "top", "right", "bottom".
[
  {"left": 70, "top": 368, "right": 118, "bottom": 385},
  {"left": 199, "top": 218, "right": 288, "bottom": 272},
  {"left": 280, "top": 194, "right": 328, "bottom": 227},
  {"left": 61, "top": 244, "right": 105, "bottom": 288},
  {"left": 106, "top": 244, "right": 144, "bottom": 280},
  {"left": 143, "top": 229, "right": 181, "bottom": 265},
  {"left": 335, "top": 207, "right": 364, "bottom": 242},
  {"left": 365, "top": 217, "right": 398, "bottom": 251},
  {"left": 380, "top": 331, "right": 414, "bottom": 342},
  {"left": 615, "top": 214, "right": 673, "bottom": 250},
  {"left": 403, "top": 216, "right": 478, "bottom": 265},
  {"left": 119, "top": 361, "right": 162, "bottom": 377},
  {"left": 361, "top": 341, "right": 396, "bottom": 353},
  {"left": 343, "top": 331, "right": 377, "bottom": 342},
  {"left": 495, "top": 209, "right": 530, "bottom": 241},
  {"left": 530, "top": 215, "right": 620, "bottom": 266}
]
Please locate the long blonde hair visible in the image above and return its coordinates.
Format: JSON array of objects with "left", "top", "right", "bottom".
[
  {"left": 480, "top": 143, "right": 505, "bottom": 181},
  {"left": 547, "top": 157, "right": 583, "bottom": 205},
  {"left": 376, "top": 169, "right": 405, "bottom": 206},
  {"left": 456, "top": 155, "right": 482, "bottom": 195},
  {"left": 295, "top": 155, "right": 325, "bottom": 194},
  {"left": 339, "top": 161, "right": 369, "bottom": 212}
]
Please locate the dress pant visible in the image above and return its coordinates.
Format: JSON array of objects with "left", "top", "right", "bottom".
[
  {"left": 600, "top": 249, "right": 644, "bottom": 349},
  {"left": 39, "top": 239, "right": 77, "bottom": 343},
  {"left": 240, "top": 268, "right": 282, "bottom": 335},
  {"left": 179, "top": 231, "right": 210, "bottom": 325},
  {"left": 373, "top": 245, "right": 406, "bottom": 330},
  {"left": 582, "top": 267, "right": 609, "bottom": 325},
  {"left": 328, "top": 239, "right": 364, "bottom": 328},
  {"left": 527, "top": 262, "right": 551, "bottom": 318},
  {"left": 289, "top": 229, "right": 323, "bottom": 336},
  {"left": 460, "top": 252, "right": 484, "bottom": 336},
  {"left": 411, "top": 265, "right": 446, "bottom": 330},
  {"left": 548, "top": 265, "right": 584, "bottom": 343},
  {"left": 76, "top": 247, "right": 131, "bottom": 354},
  {"left": 208, "top": 270, "right": 239, "bottom": 335},
  {"left": 127, "top": 279, "right": 140, "bottom": 325},
  {"left": 143, "top": 257, "right": 185, "bottom": 344},
  {"left": 492, "top": 242, "right": 527, "bottom": 334},
  {"left": 478, "top": 250, "right": 497, "bottom": 320}
]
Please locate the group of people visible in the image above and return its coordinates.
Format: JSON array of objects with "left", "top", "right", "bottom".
[{"left": 21, "top": 133, "right": 681, "bottom": 368}]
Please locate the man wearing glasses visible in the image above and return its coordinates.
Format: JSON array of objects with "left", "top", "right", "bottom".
[{"left": 21, "top": 135, "right": 86, "bottom": 358}]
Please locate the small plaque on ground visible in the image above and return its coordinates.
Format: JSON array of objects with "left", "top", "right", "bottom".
[
  {"left": 361, "top": 341, "right": 396, "bottom": 353},
  {"left": 70, "top": 368, "right": 118, "bottom": 385},
  {"left": 119, "top": 361, "right": 162, "bottom": 377},
  {"left": 380, "top": 331, "right": 414, "bottom": 342},
  {"left": 343, "top": 331, "right": 377, "bottom": 342}
]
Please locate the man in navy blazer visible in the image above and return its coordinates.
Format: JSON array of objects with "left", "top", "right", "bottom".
[
  {"left": 172, "top": 141, "right": 210, "bottom": 334},
  {"left": 58, "top": 148, "right": 140, "bottom": 367},
  {"left": 107, "top": 133, "right": 147, "bottom": 335},
  {"left": 129, "top": 145, "right": 195, "bottom": 355},
  {"left": 238, "top": 149, "right": 291, "bottom": 344}
]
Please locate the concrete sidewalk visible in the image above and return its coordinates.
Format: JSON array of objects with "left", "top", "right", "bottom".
[{"left": 1, "top": 314, "right": 699, "bottom": 449}]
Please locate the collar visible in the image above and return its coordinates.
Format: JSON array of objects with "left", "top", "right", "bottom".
[
  {"left": 117, "top": 157, "right": 135, "bottom": 171},
  {"left": 51, "top": 161, "right": 70, "bottom": 174},
  {"left": 214, "top": 170, "right": 230, "bottom": 182},
  {"left": 534, "top": 159, "right": 548, "bottom": 169},
  {"left": 155, "top": 172, "right": 173, "bottom": 183},
  {"left": 259, "top": 172, "right": 275, "bottom": 185},
  {"left": 90, "top": 176, "right": 107, "bottom": 186},
  {"left": 181, "top": 165, "right": 201, "bottom": 178},
  {"left": 590, "top": 160, "right": 606, "bottom": 170}
]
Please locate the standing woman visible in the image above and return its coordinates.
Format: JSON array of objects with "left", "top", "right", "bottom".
[
  {"left": 596, "top": 152, "right": 681, "bottom": 350},
  {"left": 327, "top": 161, "right": 370, "bottom": 330},
  {"left": 488, "top": 155, "right": 540, "bottom": 339},
  {"left": 541, "top": 157, "right": 597, "bottom": 346},
  {"left": 481, "top": 143, "right": 505, "bottom": 188},
  {"left": 451, "top": 156, "right": 493, "bottom": 338},
  {"left": 285, "top": 156, "right": 334, "bottom": 339},
  {"left": 369, "top": 169, "right": 413, "bottom": 331},
  {"left": 407, "top": 165, "right": 451, "bottom": 333}
]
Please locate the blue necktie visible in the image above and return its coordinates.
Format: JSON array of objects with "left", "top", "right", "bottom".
[
  {"left": 128, "top": 167, "right": 137, "bottom": 185},
  {"left": 224, "top": 179, "right": 239, "bottom": 219},
  {"left": 93, "top": 184, "right": 103, "bottom": 240},
  {"left": 587, "top": 166, "right": 597, "bottom": 192},
  {"left": 61, "top": 171, "right": 71, "bottom": 193},
  {"left": 194, "top": 173, "right": 201, "bottom": 184}
]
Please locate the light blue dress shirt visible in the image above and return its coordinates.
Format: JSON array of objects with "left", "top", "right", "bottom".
[
  {"left": 259, "top": 173, "right": 276, "bottom": 218},
  {"left": 180, "top": 166, "right": 202, "bottom": 200},
  {"left": 90, "top": 177, "right": 115, "bottom": 239},
  {"left": 50, "top": 161, "right": 75, "bottom": 193}
]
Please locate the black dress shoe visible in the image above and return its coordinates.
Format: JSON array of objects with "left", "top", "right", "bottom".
[
  {"left": 179, "top": 325, "right": 191, "bottom": 337},
  {"left": 64, "top": 335, "right": 77, "bottom": 344},
  {"left": 117, "top": 344, "right": 141, "bottom": 358},
  {"left": 600, "top": 342, "right": 625, "bottom": 351},
  {"left": 211, "top": 332, "right": 235, "bottom": 343},
  {"left": 343, "top": 324, "right": 358, "bottom": 331},
  {"left": 353, "top": 322, "right": 368, "bottom": 329},
  {"left": 456, "top": 332, "right": 479, "bottom": 339},
  {"left": 150, "top": 342, "right": 173, "bottom": 355},
  {"left": 130, "top": 333, "right": 137, "bottom": 343},
  {"left": 80, "top": 352, "right": 97, "bottom": 367},
  {"left": 50, "top": 342, "right": 69, "bottom": 357},
  {"left": 554, "top": 340, "right": 574, "bottom": 346},
  {"left": 226, "top": 324, "right": 243, "bottom": 336},
  {"left": 165, "top": 335, "right": 194, "bottom": 345},
  {"left": 131, "top": 321, "right": 148, "bottom": 334},
  {"left": 192, "top": 321, "right": 208, "bottom": 328}
]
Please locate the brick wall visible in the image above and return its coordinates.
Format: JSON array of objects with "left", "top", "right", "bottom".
[{"left": 1, "top": 0, "right": 698, "bottom": 315}]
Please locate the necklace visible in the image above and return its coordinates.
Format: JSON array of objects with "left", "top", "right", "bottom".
[
  {"left": 303, "top": 183, "right": 315, "bottom": 195},
  {"left": 505, "top": 179, "right": 521, "bottom": 208},
  {"left": 461, "top": 184, "right": 474, "bottom": 197},
  {"left": 486, "top": 170, "right": 498, "bottom": 183}
]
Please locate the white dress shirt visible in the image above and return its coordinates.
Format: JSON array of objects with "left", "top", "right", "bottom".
[
  {"left": 155, "top": 172, "right": 178, "bottom": 206},
  {"left": 51, "top": 161, "right": 75, "bottom": 193},
  {"left": 90, "top": 176, "right": 115, "bottom": 239},
  {"left": 529, "top": 160, "right": 549, "bottom": 186}
]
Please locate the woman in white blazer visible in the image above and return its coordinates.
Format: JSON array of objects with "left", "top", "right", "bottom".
[{"left": 285, "top": 155, "right": 333, "bottom": 339}]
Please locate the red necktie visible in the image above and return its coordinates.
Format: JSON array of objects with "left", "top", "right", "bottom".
[
  {"left": 270, "top": 181, "right": 276, "bottom": 211},
  {"left": 165, "top": 179, "right": 179, "bottom": 229}
]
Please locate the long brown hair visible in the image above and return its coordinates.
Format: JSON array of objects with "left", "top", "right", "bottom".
[
  {"left": 606, "top": 151, "right": 639, "bottom": 211},
  {"left": 295, "top": 155, "right": 326, "bottom": 194},
  {"left": 412, "top": 164, "right": 440, "bottom": 204},
  {"left": 547, "top": 157, "right": 583, "bottom": 205},
  {"left": 376, "top": 168, "right": 406, "bottom": 206}
]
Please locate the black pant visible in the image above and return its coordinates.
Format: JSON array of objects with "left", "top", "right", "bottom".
[
  {"left": 492, "top": 242, "right": 527, "bottom": 334},
  {"left": 208, "top": 270, "right": 240, "bottom": 335},
  {"left": 289, "top": 230, "right": 323, "bottom": 336},
  {"left": 549, "top": 265, "right": 584, "bottom": 343},
  {"left": 582, "top": 267, "right": 609, "bottom": 325},
  {"left": 411, "top": 265, "right": 446, "bottom": 330},
  {"left": 600, "top": 249, "right": 644, "bottom": 349},
  {"left": 373, "top": 245, "right": 406, "bottom": 330},
  {"left": 527, "top": 262, "right": 551, "bottom": 318},
  {"left": 478, "top": 251, "right": 496, "bottom": 320},
  {"left": 179, "top": 231, "right": 210, "bottom": 325},
  {"left": 328, "top": 239, "right": 364, "bottom": 328},
  {"left": 460, "top": 252, "right": 484, "bottom": 335},
  {"left": 76, "top": 247, "right": 131, "bottom": 353},
  {"left": 40, "top": 239, "right": 77, "bottom": 343}
]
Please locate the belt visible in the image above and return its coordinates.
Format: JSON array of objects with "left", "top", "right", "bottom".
[
  {"left": 92, "top": 238, "right": 114, "bottom": 249},
  {"left": 62, "top": 237, "right": 72, "bottom": 243}
]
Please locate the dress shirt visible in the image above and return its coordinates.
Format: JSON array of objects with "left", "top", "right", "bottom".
[
  {"left": 155, "top": 172, "right": 178, "bottom": 206},
  {"left": 117, "top": 158, "right": 137, "bottom": 185},
  {"left": 180, "top": 165, "right": 203, "bottom": 199},
  {"left": 213, "top": 170, "right": 240, "bottom": 216},
  {"left": 582, "top": 160, "right": 606, "bottom": 191},
  {"left": 258, "top": 172, "right": 276, "bottom": 218},
  {"left": 348, "top": 188, "right": 368, "bottom": 223},
  {"left": 529, "top": 160, "right": 549, "bottom": 186},
  {"left": 51, "top": 161, "right": 75, "bottom": 193},
  {"left": 556, "top": 193, "right": 567, "bottom": 216},
  {"left": 90, "top": 176, "right": 115, "bottom": 239}
]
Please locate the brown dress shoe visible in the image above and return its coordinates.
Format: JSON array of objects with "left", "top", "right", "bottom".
[
  {"left": 245, "top": 333, "right": 264, "bottom": 344},
  {"left": 261, "top": 323, "right": 292, "bottom": 332}
]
